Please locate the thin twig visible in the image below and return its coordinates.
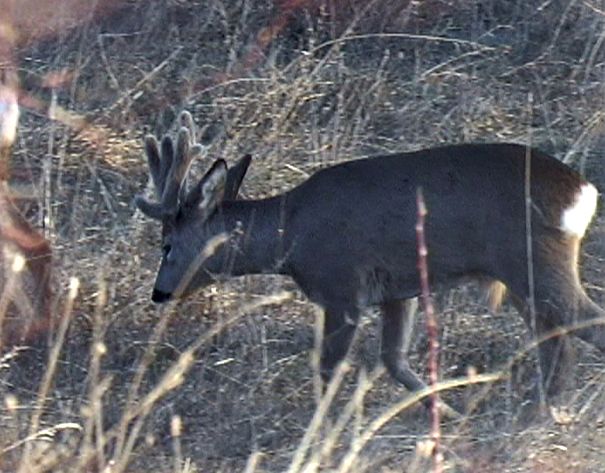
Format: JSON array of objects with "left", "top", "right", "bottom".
[
  {"left": 107, "top": 291, "right": 293, "bottom": 472},
  {"left": 416, "top": 188, "right": 443, "bottom": 473},
  {"left": 524, "top": 93, "right": 545, "bottom": 411},
  {"left": 337, "top": 374, "right": 499, "bottom": 473},
  {"left": 18, "top": 278, "right": 79, "bottom": 472},
  {"left": 106, "top": 46, "right": 183, "bottom": 115},
  {"left": 288, "top": 359, "right": 351, "bottom": 473}
]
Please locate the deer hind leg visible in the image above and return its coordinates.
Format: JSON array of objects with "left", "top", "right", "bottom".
[
  {"left": 537, "top": 236, "right": 605, "bottom": 351},
  {"left": 510, "top": 293, "right": 576, "bottom": 397},
  {"left": 536, "top": 317, "right": 576, "bottom": 397},
  {"left": 319, "top": 304, "right": 361, "bottom": 383},
  {"left": 504, "top": 233, "right": 605, "bottom": 395},
  {"left": 571, "top": 296, "right": 605, "bottom": 352}
]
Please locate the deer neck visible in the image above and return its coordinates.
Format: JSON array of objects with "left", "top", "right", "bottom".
[{"left": 221, "top": 195, "right": 288, "bottom": 277}]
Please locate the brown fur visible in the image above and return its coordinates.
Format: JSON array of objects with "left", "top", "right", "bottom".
[{"left": 0, "top": 189, "right": 52, "bottom": 346}]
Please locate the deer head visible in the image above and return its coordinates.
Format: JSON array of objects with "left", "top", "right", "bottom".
[{"left": 135, "top": 112, "right": 251, "bottom": 302}]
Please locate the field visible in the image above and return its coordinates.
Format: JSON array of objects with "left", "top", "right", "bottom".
[{"left": 2, "top": 0, "right": 605, "bottom": 471}]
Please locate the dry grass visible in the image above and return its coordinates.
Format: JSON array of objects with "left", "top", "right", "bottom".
[{"left": 1, "top": 0, "right": 605, "bottom": 471}]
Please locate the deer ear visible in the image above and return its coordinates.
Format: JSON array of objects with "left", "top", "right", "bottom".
[
  {"left": 184, "top": 159, "right": 227, "bottom": 215},
  {"left": 225, "top": 154, "right": 252, "bottom": 200}
]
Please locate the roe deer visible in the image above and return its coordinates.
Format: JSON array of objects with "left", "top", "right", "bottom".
[
  {"left": 0, "top": 59, "right": 52, "bottom": 346},
  {"left": 135, "top": 112, "right": 604, "bottom": 408},
  {"left": 0, "top": 188, "right": 52, "bottom": 345}
]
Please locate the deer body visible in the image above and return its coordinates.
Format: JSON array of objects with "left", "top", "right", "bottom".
[
  {"left": 0, "top": 190, "right": 52, "bottom": 344},
  {"left": 136, "top": 113, "right": 604, "bottom": 406},
  {"left": 0, "top": 39, "right": 53, "bottom": 346}
]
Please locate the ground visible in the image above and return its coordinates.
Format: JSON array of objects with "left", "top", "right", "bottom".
[{"left": 1, "top": 0, "right": 605, "bottom": 471}]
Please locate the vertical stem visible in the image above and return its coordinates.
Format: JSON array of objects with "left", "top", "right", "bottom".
[
  {"left": 416, "top": 188, "right": 443, "bottom": 473},
  {"left": 524, "top": 94, "right": 545, "bottom": 409}
]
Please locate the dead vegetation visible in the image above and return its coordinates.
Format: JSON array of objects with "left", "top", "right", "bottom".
[{"left": 0, "top": 0, "right": 604, "bottom": 471}]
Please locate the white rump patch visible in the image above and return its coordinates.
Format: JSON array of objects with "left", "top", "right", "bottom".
[
  {"left": 0, "top": 86, "right": 19, "bottom": 148},
  {"left": 561, "top": 183, "right": 599, "bottom": 237}
]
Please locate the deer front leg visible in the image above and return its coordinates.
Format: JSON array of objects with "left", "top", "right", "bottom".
[
  {"left": 319, "top": 304, "right": 360, "bottom": 383},
  {"left": 381, "top": 299, "right": 460, "bottom": 419},
  {"left": 381, "top": 299, "right": 428, "bottom": 394}
]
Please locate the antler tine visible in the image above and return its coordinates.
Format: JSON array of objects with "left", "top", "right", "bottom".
[
  {"left": 143, "top": 135, "right": 163, "bottom": 200},
  {"left": 161, "top": 126, "right": 204, "bottom": 212},
  {"left": 170, "top": 111, "right": 207, "bottom": 209},
  {"left": 180, "top": 110, "right": 197, "bottom": 141},
  {"left": 158, "top": 135, "right": 175, "bottom": 194},
  {"left": 134, "top": 135, "right": 170, "bottom": 220},
  {"left": 135, "top": 111, "right": 206, "bottom": 220},
  {"left": 177, "top": 110, "right": 197, "bottom": 202},
  {"left": 142, "top": 133, "right": 176, "bottom": 200}
]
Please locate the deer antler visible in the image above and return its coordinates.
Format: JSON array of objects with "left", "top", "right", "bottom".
[{"left": 135, "top": 111, "right": 206, "bottom": 220}]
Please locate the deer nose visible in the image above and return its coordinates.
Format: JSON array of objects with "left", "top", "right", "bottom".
[{"left": 151, "top": 289, "right": 172, "bottom": 303}]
